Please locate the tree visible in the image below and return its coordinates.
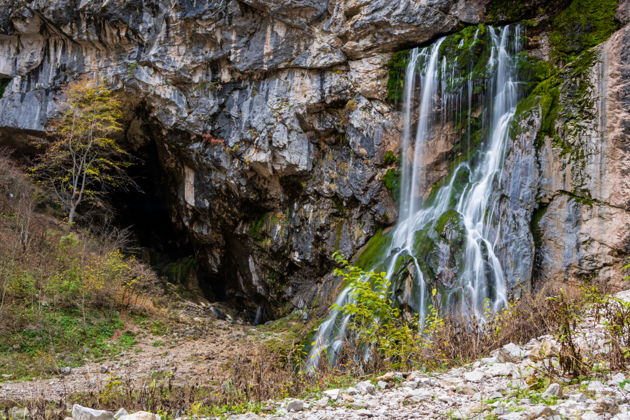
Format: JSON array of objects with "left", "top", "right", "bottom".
[{"left": 32, "top": 78, "right": 133, "bottom": 224}]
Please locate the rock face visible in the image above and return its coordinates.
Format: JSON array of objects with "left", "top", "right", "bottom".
[
  {"left": 0, "top": 0, "right": 486, "bottom": 318},
  {"left": 534, "top": 23, "right": 630, "bottom": 289},
  {"left": 0, "top": 0, "right": 628, "bottom": 318}
]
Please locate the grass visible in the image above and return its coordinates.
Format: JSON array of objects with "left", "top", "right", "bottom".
[{"left": 0, "top": 308, "right": 126, "bottom": 381}]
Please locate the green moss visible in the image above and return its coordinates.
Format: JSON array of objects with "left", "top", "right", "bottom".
[
  {"left": 355, "top": 229, "right": 393, "bottom": 270},
  {"left": 438, "top": 24, "right": 491, "bottom": 94},
  {"left": 383, "top": 168, "right": 400, "bottom": 202},
  {"left": 486, "top": 0, "right": 572, "bottom": 22},
  {"left": 383, "top": 150, "right": 399, "bottom": 165},
  {"left": 486, "top": 0, "right": 531, "bottom": 21},
  {"left": 560, "top": 190, "right": 596, "bottom": 206},
  {"left": 386, "top": 49, "right": 411, "bottom": 104},
  {"left": 0, "top": 78, "right": 10, "bottom": 98},
  {"left": 550, "top": 0, "right": 620, "bottom": 59},
  {"left": 435, "top": 209, "right": 462, "bottom": 236}
]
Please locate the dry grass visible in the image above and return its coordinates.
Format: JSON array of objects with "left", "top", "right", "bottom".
[{"left": 0, "top": 151, "right": 166, "bottom": 382}]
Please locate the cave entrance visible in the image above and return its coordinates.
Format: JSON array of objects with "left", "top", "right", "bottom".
[{"left": 108, "top": 122, "right": 215, "bottom": 303}]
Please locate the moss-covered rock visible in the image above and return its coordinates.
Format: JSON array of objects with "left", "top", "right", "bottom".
[
  {"left": 550, "top": 0, "right": 620, "bottom": 59},
  {"left": 355, "top": 229, "right": 393, "bottom": 270},
  {"left": 386, "top": 50, "right": 411, "bottom": 104},
  {"left": 383, "top": 168, "right": 400, "bottom": 202}
]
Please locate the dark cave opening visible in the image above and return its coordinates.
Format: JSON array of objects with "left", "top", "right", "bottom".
[{"left": 108, "top": 124, "right": 217, "bottom": 303}]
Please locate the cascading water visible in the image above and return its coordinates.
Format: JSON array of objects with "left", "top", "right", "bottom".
[{"left": 307, "top": 25, "right": 522, "bottom": 369}]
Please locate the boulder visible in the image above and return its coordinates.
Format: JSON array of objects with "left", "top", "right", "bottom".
[
  {"left": 323, "top": 389, "right": 340, "bottom": 401},
  {"left": 355, "top": 380, "right": 376, "bottom": 395},
  {"left": 71, "top": 405, "right": 114, "bottom": 420},
  {"left": 287, "top": 400, "right": 305, "bottom": 412},
  {"left": 492, "top": 343, "right": 526, "bottom": 363}
]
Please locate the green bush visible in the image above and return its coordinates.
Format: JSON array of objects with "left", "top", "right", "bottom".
[{"left": 332, "top": 252, "right": 443, "bottom": 370}]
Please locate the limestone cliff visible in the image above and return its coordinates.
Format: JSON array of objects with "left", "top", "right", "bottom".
[{"left": 0, "top": 0, "right": 628, "bottom": 319}]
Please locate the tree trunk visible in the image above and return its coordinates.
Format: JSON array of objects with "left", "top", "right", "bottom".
[{"left": 68, "top": 204, "right": 76, "bottom": 224}]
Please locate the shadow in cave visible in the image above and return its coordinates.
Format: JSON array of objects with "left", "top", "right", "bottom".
[{"left": 108, "top": 132, "right": 218, "bottom": 303}]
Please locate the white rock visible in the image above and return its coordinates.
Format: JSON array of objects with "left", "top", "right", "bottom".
[
  {"left": 287, "top": 400, "right": 305, "bottom": 412},
  {"left": 586, "top": 381, "right": 605, "bottom": 393},
  {"left": 118, "top": 413, "right": 160, "bottom": 420},
  {"left": 356, "top": 380, "right": 376, "bottom": 395},
  {"left": 612, "top": 413, "right": 630, "bottom": 420},
  {"left": 494, "top": 406, "right": 508, "bottom": 415},
  {"left": 113, "top": 409, "right": 128, "bottom": 419},
  {"left": 487, "top": 363, "right": 516, "bottom": 377},
  {"left": 377, "top": 381, "right": 388, "bottom": 389},
  {"left": 625, "top": 383, "right": 630, "bottom": 392},
  {"left": 581, "top": 411, "right": 600, "bottom": 420},
  {"left": 542, "top": 383, "right": 563, "bottom": 398},
  {"left": 314, "top": 397, "right": 329, "bottom": 407},
  {"left": 488, "top": 391, "right": 503, "bottom": 400},
  {"left": 609, "top": 373, "right": 626, "bottom": 385},
  {"left": 494, "top": 343, "right": 526, "bottom": 362},
  {"left": 527, "top": 405, "right": 555, "bottom": 419},
  {"left": 464, "top": 370, "right": 485, "bottom": 382},
  {"left": 568, "top": 393, "right": 588, "bottom": 402},
  {"left": 323, "top": 389, "right": 340, "bottom": 401},
  {"left": 344, "top": 387, "right": 358, "bottom": 396},
  {"left": 72, "top": 405, "right": 114, "bottom": 420}
]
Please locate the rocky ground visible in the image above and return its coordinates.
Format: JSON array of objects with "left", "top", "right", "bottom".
[
  {"left": 0, "top": 301, "right": 254, "bottom": 402},
  {"left": 5, "top": 291, "right": 630, "bottom": 419},
  {"left": 232, "top": 290, "right": 630, "bottom": 420}
]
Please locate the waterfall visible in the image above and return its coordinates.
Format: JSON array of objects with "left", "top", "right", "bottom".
[{"left": 307, "top": 25, "right": 522, "bottom": 369}]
